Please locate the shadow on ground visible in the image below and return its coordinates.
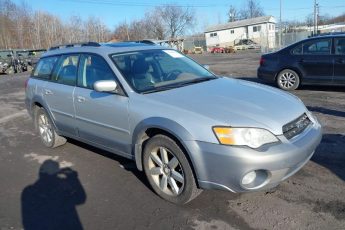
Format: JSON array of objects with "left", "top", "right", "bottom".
[
  {"left": 238, "top": 77, "right": 345, "bottom": 93},
  {"left": 66, "top": 138, "right": 152, "bottom": 190},
  {"left": 22, "top": 160, "right": 86, "bottom": 230},
  {"left": 312, "top": 134, "right": 345, "bottom": 182},
  {"left": 307, "top": 106, "right": 345, "bottom": 118}
]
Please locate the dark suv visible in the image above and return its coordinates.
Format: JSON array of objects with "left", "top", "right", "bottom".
[{"left": 258, "top": 35, "right": 345, "bottom": 90}]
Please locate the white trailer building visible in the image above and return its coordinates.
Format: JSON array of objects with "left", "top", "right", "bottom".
[{"left": 205, "top": 16, "right": 276, "bottom": 49}]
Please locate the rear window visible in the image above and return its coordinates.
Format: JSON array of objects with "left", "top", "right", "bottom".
[
  {"left": 291, "top": 44, "right": 302, "bottom": 55},
  {"left": 33, "top": 56, "right": 58, "bottom": 79},
  {"left": 51, "top": 55, "right": 79, "bottom": 86}
]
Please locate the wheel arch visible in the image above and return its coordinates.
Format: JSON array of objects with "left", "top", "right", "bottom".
[
  {"left": 31, "top": 96, "right": 58, "bottom": 132},
  {"left": 275, "top": 67, "right": 303, "bottom": 82},
  {"left": 132, "top": 117, "right": 200, "bottom": 185}
]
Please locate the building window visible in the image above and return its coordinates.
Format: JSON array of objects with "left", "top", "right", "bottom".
[
  {"left": 253, "top": 26, "right": 261, "bottom": 32},
  {"left": 210, "top": 32, "right": 218, "bottom": 37},
  {"left": 230, "top": 30, "right": 234, "bottom": 34}
]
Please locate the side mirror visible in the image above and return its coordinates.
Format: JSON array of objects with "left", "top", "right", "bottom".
[
  {"left": 203, "top": 65, "right": 210, "bottom": 70},
  {"left": 93, "top": 80, "right": 117, "bottom": 92}
]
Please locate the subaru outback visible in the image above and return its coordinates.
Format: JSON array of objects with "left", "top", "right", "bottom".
[{"left": 25, "top": 42, "right": 322, "bottom": 204}]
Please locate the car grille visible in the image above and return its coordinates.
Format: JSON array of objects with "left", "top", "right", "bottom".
[{"left": 283, "top": 113, "right": 312, "bottom": 140}]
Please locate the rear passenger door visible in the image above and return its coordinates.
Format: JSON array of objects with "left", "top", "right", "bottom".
[
  {"left": 333, "top": 37, "right": 345, "bottom": 84},
  {"left": 74, "top": 54, "right": 130, "bottom": 156},
  {"left": 43, "top": 54, "right": 79, "bottom": 136},
  {"left": 298, "top": 38, "right": 333, "bottom": 83}
]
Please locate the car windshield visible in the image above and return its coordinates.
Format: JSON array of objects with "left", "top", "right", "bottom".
[{"left": 111, "top": 49, "right": 216, "bottom": 93}]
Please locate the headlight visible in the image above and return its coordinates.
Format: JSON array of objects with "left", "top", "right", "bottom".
[{"left": 213, "top": 127, "right": 279, "bottom": 148}]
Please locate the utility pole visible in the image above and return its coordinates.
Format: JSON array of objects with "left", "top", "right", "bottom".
[
  {"left": 313, "top": 0, "right": 319, "bottom": 35},
  {"left": 279, "top": 0, "right": 282, "bottom": 48},
  {"left": 316, "top": 3, "right": 319, "bottom": 34}
]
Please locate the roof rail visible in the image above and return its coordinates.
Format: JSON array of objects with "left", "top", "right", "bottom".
[
  {"left": 49, "top": 42, "right": 101, "bottom": 50},
  {"left": 309, "top": 32, "right": 345, "bottom": 38},
  {"left": 134, "top": 40, "right": 157, "bottom": 45}
]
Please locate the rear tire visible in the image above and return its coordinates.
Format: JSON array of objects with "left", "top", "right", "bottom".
[
  {"left": 276, "top": 69, "right": 300, "bottom": 91},
  {"left": 143, "top": 135, "right": 201, "bottom": 204},
  {"left": 35, "top": 107, "right": 66, "bottom": 148}
]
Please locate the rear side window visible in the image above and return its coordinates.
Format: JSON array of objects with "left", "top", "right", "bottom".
[
  {"left": 291, "top": 44, "right": 302, "bottom": 55},
  {"left": 51, "top": 55, "right": 79, "bottom": 86},
  {"left": 335, "top": 38, "right": 345, "bottom": 55},
  {"left": 77, "top": 54, "right": 115, "bottom": 89},
  {"left": 302, "top": 39, "right": 331, "bottom": 55},
  {"left": 33, "top": 56, "right": 58, "bottom": 79}
]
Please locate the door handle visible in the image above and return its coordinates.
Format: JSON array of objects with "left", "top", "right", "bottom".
[
  {"left": 77, "top": 96, "right": 86, "bottom": 102},
  {"left": 44, "top": 89, "right": 53, "bottom": 95}
]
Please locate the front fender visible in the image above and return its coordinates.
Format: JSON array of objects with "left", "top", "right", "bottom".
[{"left": 132, "top": 117, "right": 195, "bottom": 171}]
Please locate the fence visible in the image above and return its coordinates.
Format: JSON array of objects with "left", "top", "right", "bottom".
[{"left": 183, "top": 30, "right": 338, "bottom": 53}]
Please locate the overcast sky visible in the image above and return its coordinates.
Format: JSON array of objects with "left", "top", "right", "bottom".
[{"left": 12, "top": 0, "right": 345, "bottom": 32}]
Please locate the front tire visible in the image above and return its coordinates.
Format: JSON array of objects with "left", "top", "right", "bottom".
[
  {"left": 143, "top": 135, "right": 201, "bottom": 204},
  {"left": 276, "top": 69, "right": 300, "bottom": 91},
  {"left": 35, "top": 107, "right": 66, "bottom": 148}
]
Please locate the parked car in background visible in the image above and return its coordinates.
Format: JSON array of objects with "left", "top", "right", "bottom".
[
  {"left": 26, "top": 42, "right": 322, "bottom": 204},
  {"left": 0, "top": 50, "right": 16, "bottom": 74},
  {"left": 234, "top": 39, "right": 261, "bottom": 50},
  {"left": 210, "top": 46, "right": 225, "bottom": 53},
  {"left": 193, "top": 46, "right": 203, "bottom": 54},
  {"left": 258, "top": 34, "right": 345, "bottom": 90}
]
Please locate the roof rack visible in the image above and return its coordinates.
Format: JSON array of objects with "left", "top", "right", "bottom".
[{"left": 49, "top": 42, "right": 101, "bottom": 50}]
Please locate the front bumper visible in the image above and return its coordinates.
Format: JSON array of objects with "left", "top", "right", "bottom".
[{"left": 185, "top": 121, "right": 322, "bottom": 193}]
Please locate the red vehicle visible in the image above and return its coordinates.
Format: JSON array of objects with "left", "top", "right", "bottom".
[{"left": 210, "top": 47, "right": 225, "bottom": 53}]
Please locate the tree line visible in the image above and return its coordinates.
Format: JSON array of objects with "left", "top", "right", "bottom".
[
  {"left": 0, "top": 0, "right": 195, "bottom": 50},
  {"left": 0, "top": 0, "right": 111, "bottom": 49}
]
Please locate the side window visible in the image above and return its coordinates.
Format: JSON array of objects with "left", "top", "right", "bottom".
[
  {"left": 33, "top": 56, "right": 58, "bottom": 79},
  {"left": 303, "top": 39, "right": 331, "bottom": 55},
  {"left": 77, "top": 54, "right": 116, "bottom": 89},
  {"left": 291, "top": 44, "right": 303, "bottom": 55},
  {"left": 335, "top": 38, "right": 345, "bottom": 55},
  {"left": 51, "top": 55, "right": 79, "bottom": 86},
  {"left": 253, "top": 26, "right": 261, "bottom": 32}
]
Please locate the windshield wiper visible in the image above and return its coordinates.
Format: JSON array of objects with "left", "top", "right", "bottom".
[
  {"left": 176, "top": 76, "right": 216, "bottom": 86},
  {"left": 142, "top": 77, "right": 217, "bottom": 94}
]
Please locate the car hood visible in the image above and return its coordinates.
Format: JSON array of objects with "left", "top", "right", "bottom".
[{"left": 145, "top": 77, "right": 307, "bottom": 135}]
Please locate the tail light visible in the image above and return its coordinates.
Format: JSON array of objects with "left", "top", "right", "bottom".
[{"left": 259, "top": 57, "right": 265, "bottom": 66}]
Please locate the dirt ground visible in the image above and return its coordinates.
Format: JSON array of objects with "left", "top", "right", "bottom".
[{"left": 0, "top": 52, "right": 344, "bottom": 230}]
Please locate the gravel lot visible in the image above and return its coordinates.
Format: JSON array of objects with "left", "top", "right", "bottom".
[{"left": 0, "top": 52, "right": 344, "bottom": 230}]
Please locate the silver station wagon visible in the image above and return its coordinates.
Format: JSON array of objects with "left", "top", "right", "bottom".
[{"left": 25, "top": 42, "right": 322, "bottom": 204}]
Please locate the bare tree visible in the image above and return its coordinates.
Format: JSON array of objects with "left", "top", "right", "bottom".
[
  {"left": 0, "top": 0, "right": 112, "bottom": 49},
  {"left": 227, "top": 5, "right": 238, "bottom": 22},
  {"left": 113, "top": 21, "right": 131, "bottom": 41},
  {"left": 144, "top": 11, "right": 165, "bottom": 40},
  {"left": 155, "top": 5, "right": 195, "bottom": 39},
  {"left": 239, "top": 0, "right": 264, "bottom": 19}
]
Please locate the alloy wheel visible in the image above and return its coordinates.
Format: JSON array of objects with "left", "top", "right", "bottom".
[
  {"left": 148, "top": 146, "right": 185, "bottom": 196},
  {"left": 38, "top": 113, "right": 53, "bottom": 145},
  {"left": 279, "top": 71, "right": 297, "bottom": 89}
]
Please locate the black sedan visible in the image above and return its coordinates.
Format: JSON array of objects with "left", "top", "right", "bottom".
[{"left": 257, "top": 35, "right": 345, "bottom": 90}]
